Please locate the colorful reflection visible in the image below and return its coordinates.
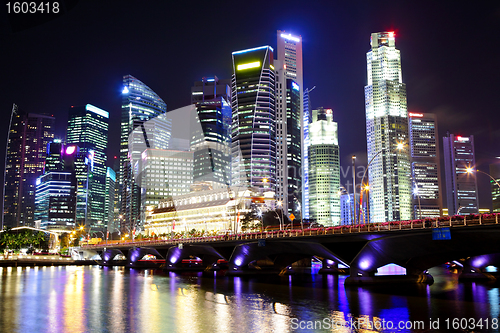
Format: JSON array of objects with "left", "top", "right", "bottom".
[{"left": 0, "top": 266, "right": 499, "bottom": 332}]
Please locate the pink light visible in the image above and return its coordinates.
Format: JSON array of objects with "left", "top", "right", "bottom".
[{"left": 65, "top": 145, "right": 76, "bottom": 155}]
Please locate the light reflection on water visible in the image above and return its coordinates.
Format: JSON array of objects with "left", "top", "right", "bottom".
[{"left": 0, "top": 266, "right": 499, "bottom": 332}]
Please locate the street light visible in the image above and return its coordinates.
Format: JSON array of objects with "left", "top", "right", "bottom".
[
  {"left": 276, "top": 200, "right": 284, "bottom": 230},
  {"left": 466, "top": 167, "right": 500, "bottom": 190},
  {"left": 359, "top": 142, "right": 406, "bottom": 223}
]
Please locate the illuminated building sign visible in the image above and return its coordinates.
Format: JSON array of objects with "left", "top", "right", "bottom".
[
  {"left": 122, "top": 86, "right": 129, "bottom": 94},
  {"left": 85, "top": 104, "right": 109, "bottom": 118},
  {"left": 280, "top": 33, "right": 300, "bottom": 42},
  {"left": 232, "top": 46, "right": 273, "bottom": 55},
  {"left": 409, "top": 112, "right": 423, "bottom": 118},
  {"left": 237, "top": 61, "right": 261, "bottom": 71},
  {"left": 456, "top": 136, "right": 469, "bottom": 142},
  {"left": 292, "top": 82, "right": 300, "bottom": 91}
]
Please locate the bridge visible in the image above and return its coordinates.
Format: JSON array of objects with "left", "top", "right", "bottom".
[{"left": 83, "top": 213, "right": 500, "bottom": 284}]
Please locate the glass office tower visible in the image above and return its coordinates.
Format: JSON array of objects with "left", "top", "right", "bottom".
[
  {"left": 231, "top": 46, "right": 276, "bottom": 194},
  {"left": 190, "top": 76, "right": 232, "bottom": 188},
  {"left": 364, "top": 32, "right": 412, "bottom": 223},
  {"left": 408, "top": 112, "right": 442, "bottom": 218},
  {"left": 4, "top": 104, "right": 55, "bottom": 228},
  {"left": 276, "top": 31, "right": 303, "bottom": 215},
  {"left": 66, "top": 104, "right": 109, "bottom": 231},
  {"left": 120, "top": 75, "right": 167, "bottom": 232},
  {"left": 443, "top": 133, "right": 478, "bottom": 215}
]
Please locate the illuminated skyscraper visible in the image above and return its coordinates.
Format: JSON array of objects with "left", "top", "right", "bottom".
[
  {"left": 276, "top": 31, "right": 303, "bottom": 215},
  {"left": 3, "top": 104, "right": 55, "bottom": 228},
  {"left": 231, "top": 46, "right": 276, "bottom": 193},
  {"left": 34, "top": 141, "right": 78, "bottom": 231},
  {"left": 364, "top": 32, "right": 412, "bottom": 222},
  {"left": 120, "top": 75, "right": 167, "bottom": 231},
  {"left": 190, "top": 76, "right": 232, "bottom": 188},
  {"left": 490, "top": 162, "right": 500, "bottom": 213},
  {"left": 443, "top": 133, "right": 478, "bottom": 215},
  {"left": 105, "top": 167, "right": 116, "bottom": 233},
  {"left": 408, "top": 112, "right": 442, "bottom": 218},
  {"left": 308, "top": 107, "right": 340, "bottom": 226},
  {"left": 66, "top": 104, "right": 109, "bottom": 231}
]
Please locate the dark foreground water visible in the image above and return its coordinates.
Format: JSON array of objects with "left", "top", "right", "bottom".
[{"left": 0, "top": 266, "right": 499, "bottom": 332}]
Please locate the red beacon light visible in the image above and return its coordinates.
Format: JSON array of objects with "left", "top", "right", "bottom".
[{"left": 388, "top": 31, "right": 395, "bottom": 38}]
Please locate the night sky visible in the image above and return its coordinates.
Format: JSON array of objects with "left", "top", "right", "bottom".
[{"left": 1, "top": 1, "right": 499, "bottom": 208}]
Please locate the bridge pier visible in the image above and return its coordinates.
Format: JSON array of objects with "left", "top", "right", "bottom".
[
  {"left": 318, "top": 259, "right": 349, "bottom": 274},
  {"left": 458, "top": 255, "right": 499, "bottom": 282}
]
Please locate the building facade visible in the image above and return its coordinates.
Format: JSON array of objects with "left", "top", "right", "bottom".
[
  {"left": 120, "top": 75, "right": 167, "bottom": 232},
  {"left": 364, "top": 32, "right": 412, "bottom": 223},
  {"left": 140, "top": 149, "right": 194, "bottom": 215},
  {"left": 66, "top": 104, "right": 109, "bottom": 231},
  {"left": 443, "top": 133, "right": 478, "bottom": 215},
  {"left": 3, "top": 104, "right": 55, "bottom": 228},
  {"left": 490, "top": 162, "right": 500, "bottom": 213},
  {"left": 34, "top": 141, "right": 78, "bottom": 231},
  {"left": 276, "top": 31, "right": 303, "bottom": 216},
  {"left": 231, "top": 46, "right": 276, "bottom": 194},
  {"left": 408, "top": 112, "right": 442, "bottom": 218},
  {"left": 308, "top": 108, "right": 340, "bottom": 226},
  {"left": 105, "top": 167, "right": 116, "bottom": 233},
  {"left": 190, "top": 76, "right": 232, "bottom": 188}
]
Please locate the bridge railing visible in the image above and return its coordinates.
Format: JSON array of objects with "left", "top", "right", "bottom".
[{"left": 83, "top": 213, "right": 499, "bottom": 249}]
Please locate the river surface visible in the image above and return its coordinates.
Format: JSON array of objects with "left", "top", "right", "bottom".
[{"left": 0, "top": 265, "right": 499, "bottom": 332}]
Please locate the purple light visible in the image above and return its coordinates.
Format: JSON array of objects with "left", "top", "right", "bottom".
[
  {"left": 65, "top": 145, "right": 76, "bottom": 155},
  {"left": 170, "top": 256, "right": 178, "bottom": 264},
  {"left": 471, "top": 256, "right": 487, "bottom": 268},
  {"left": 326, "top": 259, "right": 334, "bottom": 265},
  {"left": 234, "top": 257, "right": 243, "bottom": 267},
  {"left": 359, "top": 260, "right": 371, "bottom": 270}
]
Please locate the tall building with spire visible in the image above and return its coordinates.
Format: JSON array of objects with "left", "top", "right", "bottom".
[
  {"left": 364, "top": 32, "right": 412, "bottom": 223},
  {"left": 231, "top": 46, "right": 276, "bottom": 194},
  {"left": 3, "top": 104, "right": 55, "bottom": 228},
  {"left": 66, "top": 104, "right": 109, "bottom": 231},
  {"left": 120, "top": 75, "right": 167, "bottom": 232},
  {"left": 275, "top": 31, "right": 303, "bottom": 216}
]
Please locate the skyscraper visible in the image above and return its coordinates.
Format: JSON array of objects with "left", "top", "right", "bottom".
[
  {"left": 190, "top": 76, "right": 232, "bottom": 188},
  {"left": 34, "top": 141, "right": 78, "bottom": 231},
  {"left": 105, "top": 167, "right": 116, "bottom": 234},
  {"left": 490, "top": 162, "right": 500, "bottom": 213},
  {"left": 364, "top": 32, "right": 412, "bottom": 223},
  {"left": 231, "top": 46, "right": 276, "bottom": 193},
  {"left": 443, "top": 133, "right": 478, "bottom": 215},
  {"left": 408, "top": 112, "right": 442, "bottom": 218},
  {"left": 66, "top": 104, "right": 109, "bottom": 231},
  {"left": 120, "top": 75, "right": 167, "bottom": 231},
  {"left": 4, "top": 104, "right": 55, "bottom": 228},
  {"left": 308, "top": 107, "right": 340, "bottom": 226},
  {"left": 276, "top": 31, "right": 303, "bottom": 216}
]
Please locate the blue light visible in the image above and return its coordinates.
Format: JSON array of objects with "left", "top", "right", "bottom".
[
  {"left": 232, "top": 45, "right": 274, "bottom": 55},
  {"left": 206, "top": 78, "right": 215, "bottom": 82},
  {"left": 292, "top": 82, "right": 300, "bottom": 91},
  {"left": 122, "top": 86, "right": 129, "bottom": 94},
  {"left": 36, "top": 178, "right": 41, "bottom": 186}
]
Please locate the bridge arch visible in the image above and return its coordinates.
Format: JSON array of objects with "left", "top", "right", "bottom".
[{"left": 227, "top": 240, "right": 348, "bottom": 273}]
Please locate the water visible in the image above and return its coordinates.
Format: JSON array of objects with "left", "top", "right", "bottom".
[{"left": 0, "top": 265, "right": 499, "bottom": 332}]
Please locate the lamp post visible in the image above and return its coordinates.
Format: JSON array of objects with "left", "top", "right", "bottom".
[
  {"left": 466, "top": 167, "right": 500, "bottom": 190},
  {"left": 276, "top": 200, "right": 283, "bottom": 230},
  {"left": 359, "top": 142, "right": 406, "bottom": 223},
  {"left": 351, "top": 155, "right": 357, "bottom": 225}
]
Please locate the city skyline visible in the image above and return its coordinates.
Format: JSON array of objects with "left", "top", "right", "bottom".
[{"left": 1, "top": 1, "right": 499, "bottom": 211}]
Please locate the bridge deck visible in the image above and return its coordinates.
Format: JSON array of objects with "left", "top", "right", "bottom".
[{"left": 84, "top": 214, "right": 499, "bottom": 250}]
